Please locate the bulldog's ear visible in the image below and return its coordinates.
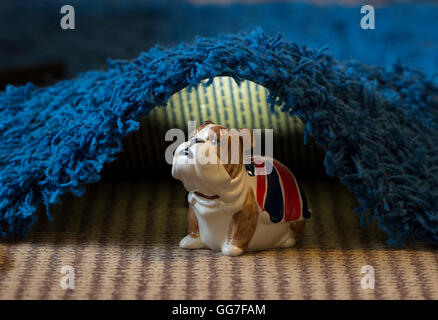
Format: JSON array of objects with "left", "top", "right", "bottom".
[
  {"left": 198, "top": 120, "right": 214, "bottom": 130},
  {"left": 238, "top": 128, "right": 254, "bottom": 151},
  {"left": 189, "top": 120, "right": 215, "bottom": 139}
]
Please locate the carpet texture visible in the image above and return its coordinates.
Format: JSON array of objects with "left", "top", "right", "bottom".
[
  {"left": 0, "top": 179, "right": 437, "bottom": 300},
  {"left": 1, "top": 0, "right": 438, "bottom": 300}
]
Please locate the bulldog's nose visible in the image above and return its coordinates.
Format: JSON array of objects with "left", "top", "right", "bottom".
[{"left": 180, "top": 147, "right": 193, "bottom": 159}]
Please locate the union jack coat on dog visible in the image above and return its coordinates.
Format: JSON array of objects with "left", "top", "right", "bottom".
[{"left": 246, "top": 157, "right": 311, "bottom": 223}]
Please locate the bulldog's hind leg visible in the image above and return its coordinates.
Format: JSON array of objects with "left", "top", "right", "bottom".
[
  {"left": 279, "top": 233, "right": 296, "bottom": 248},
  {"left": 180, "top": 205, "right": 206, "bottom": 249},
  {"left": 222, "top": 190, "right": 258, "bottom": 256},
  {"left": 291, "top": 220, "right": 306, "bottom": 242},
  {"left": 280, "top": 220, "right": 306, "bottom": 248}
]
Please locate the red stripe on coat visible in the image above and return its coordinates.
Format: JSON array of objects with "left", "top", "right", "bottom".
[{"left": 273, "top": 160, "right": 303, "bottom": 221}]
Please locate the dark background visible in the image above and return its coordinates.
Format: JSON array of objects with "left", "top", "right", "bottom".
[{"left": 1, "top": 0, "right": 437, "bottom": 90}]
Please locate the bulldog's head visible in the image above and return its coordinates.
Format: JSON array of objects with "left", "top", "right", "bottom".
[{"left": 172, "top": 121, "right": 253, "bottom": 203}]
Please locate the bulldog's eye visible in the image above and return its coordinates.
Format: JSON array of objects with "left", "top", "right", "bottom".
[{"left": 210, "top": 137, "right": 220, "bottom": 146}]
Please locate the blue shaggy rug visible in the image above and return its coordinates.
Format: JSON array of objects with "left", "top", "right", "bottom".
[{"left": 0, "top": 1, "right": 438, "bottom": 247}]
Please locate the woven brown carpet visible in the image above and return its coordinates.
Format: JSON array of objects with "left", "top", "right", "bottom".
[{"left": 0, "top": 178, "right": 437, "bottom": 299}]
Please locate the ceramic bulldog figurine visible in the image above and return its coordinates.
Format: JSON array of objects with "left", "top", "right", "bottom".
[{"left": 172, "top": 121, "right": 311, "bottom": 256}]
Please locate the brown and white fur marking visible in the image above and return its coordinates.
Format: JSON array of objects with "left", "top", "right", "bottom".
[{"left": 172, "top": 121, "right": 307, "bottom": 256}]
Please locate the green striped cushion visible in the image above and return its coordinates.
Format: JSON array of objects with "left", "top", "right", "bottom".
[{"left": 107, "top": 77, "right": 325, "bottom": 177}]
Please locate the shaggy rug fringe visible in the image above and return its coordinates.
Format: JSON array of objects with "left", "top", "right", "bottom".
[{"left": 0, "top": 30, "right": 437, "bottom": 246}]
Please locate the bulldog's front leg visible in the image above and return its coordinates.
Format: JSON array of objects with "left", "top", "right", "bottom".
[
  {"left": 222, "top": 190, "right": 258, "bottom": 256},
  {"left": 180, "top": 204, "right": 206, "bottom": 249}
]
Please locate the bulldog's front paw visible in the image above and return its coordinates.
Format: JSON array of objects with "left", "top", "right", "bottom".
[
  {"left": 221, "top": 244, "right": 244, "bottom": 256},
  {"left": 179, "top": 235, "right": 206, "bottom": 249}
]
